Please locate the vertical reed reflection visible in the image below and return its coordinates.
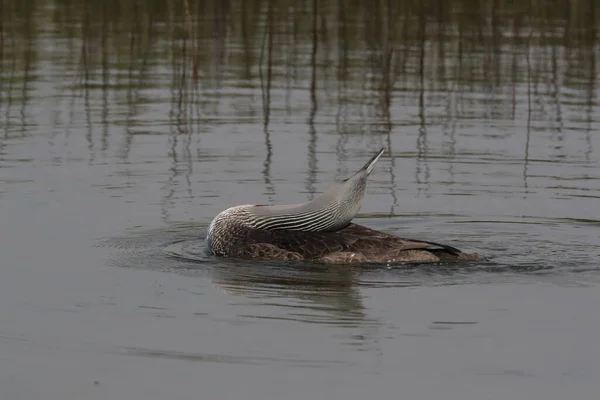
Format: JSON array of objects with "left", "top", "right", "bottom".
[
  {"left": 306, "top": 0, "right": 319, "bottom": 201},
  {"left": 284, "top": 4, "right": 299, "bottom": 116},
  {"left": 240, "top": 0, "right": 253, "bottom": 81},
  {"left": 19, "top": 10, "right": 33, "bottom": 137},
  {"left": 415, "top": 5, "right": 430, "bottom": 195},
  {"left": 260, "top": 0, "right": 275, "bottom": 200},
  {"left": 381, "top": 0, "right": 398, "bottom": 214},
  {"left": 0, "top": 0, "right": 3, "bottom": 54},
  {"left": 2, "top": 7, "right": 16, "bottom": 141},
  {"left": 524, "top": 36, "right": 532, "bottom": 194},
  {"left": 183, "top": 0, "right": 199, "bottom": 83},
  {"left": 319, "top": 2, "right": 333, "bottom": 105},
  {"left": 164, "top": 0, "right": 197, "bottom": 221},
  {"left": 81, "top": 0, "right": 95, "bottom": 162},
  {"left": 442, "top": 91, "right": 457, "bottom": 182},
  {"left": 100, "top": 0, "right": 109, "bottom": 154},
  {"left": 550, "top": 41, "right": 564, "bottom": 159},
  {"left": 584, "top": 48, "right": 595, "bottom": 162},
  {"left": 0, "top": 0, "right": 4, "bottom": 119},
  {"left": 333, "top": 0, "right": 349, "bottom": 179}
]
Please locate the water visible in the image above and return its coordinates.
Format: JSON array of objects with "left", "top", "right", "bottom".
[{"left": 1, "top": 1, "right": 600, "bottom": 399}]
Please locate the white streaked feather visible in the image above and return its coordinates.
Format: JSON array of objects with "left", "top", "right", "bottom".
[{"left": 238, "top": 148, "right": 386, "bottom": 232}]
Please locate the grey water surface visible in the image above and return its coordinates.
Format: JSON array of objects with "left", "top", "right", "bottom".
[{"left": 1, "top": 1, "right": 600, "bottom": 399}]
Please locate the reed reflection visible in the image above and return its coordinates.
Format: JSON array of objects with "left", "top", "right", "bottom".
[
  {"left": 259, "top": 0, "right": 275, "bottom": 200},
  {"left": 415, "top": 7, "right": 430, "bottom": 195},
  {"left": 306, "top": 0, "right": 319, "bottom": 201},
  {"left": 0, "top": 0, "right": 597, "bottom": 197}
]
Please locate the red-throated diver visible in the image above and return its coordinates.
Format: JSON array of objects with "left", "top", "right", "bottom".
[{"left": 206, "top": 148, "right": 480, "bottom": 264}]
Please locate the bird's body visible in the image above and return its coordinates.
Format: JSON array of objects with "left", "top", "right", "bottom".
[{"left": 206, "top": 148, "right": 480, "bottom": 264}]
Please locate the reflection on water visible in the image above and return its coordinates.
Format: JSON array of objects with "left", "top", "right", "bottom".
[{"left": 2, "top": 1, "right": 598, "bottom": 163}]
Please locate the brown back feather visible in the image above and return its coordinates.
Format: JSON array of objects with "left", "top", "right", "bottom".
[{"left": 239, "top": 223, "right": 465, "bottom": 261}]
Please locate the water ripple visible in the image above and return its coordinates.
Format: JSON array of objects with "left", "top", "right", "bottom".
[{"left": 100, "top": 219, "right": 600, "bottom": 292}]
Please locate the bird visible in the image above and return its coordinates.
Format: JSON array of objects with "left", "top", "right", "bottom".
[{"left": 206, "top": 148, "right": 480, "bottom": 264}]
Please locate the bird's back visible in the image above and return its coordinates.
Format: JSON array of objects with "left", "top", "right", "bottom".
[{"left": 212, "top": 222, "right": 479, "bottom": 264}]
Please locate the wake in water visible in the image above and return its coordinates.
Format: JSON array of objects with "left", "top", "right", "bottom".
[
  {"left": 96, "top": 223, "right": 212, "bottom": 275},
  {"left": 97, "top": 219, "right": 600, "bottom": 289}
]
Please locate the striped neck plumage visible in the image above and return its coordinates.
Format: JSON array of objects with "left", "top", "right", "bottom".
[{"left": 243, "top": 147, "right": 386, "bottom": 232}]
